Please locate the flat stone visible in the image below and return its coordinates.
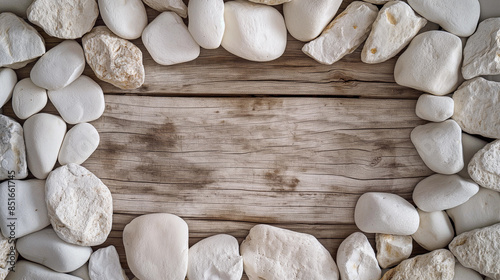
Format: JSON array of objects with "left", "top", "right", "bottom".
[
  {"left": 89, "top": 246, "right": 128, "bottom": 280},
  {"left": 415, "top": 94, "right": 454, "bottom": 122},
  {"left": 355, "top": 192, "right": 419, "bottom": 235},
  {"left": 142, "top": 0, "right": 187, "bottom": 17},
  {"left": 376, "top": 234, "right": 412, "bottom": 269},
  {"left": 23, "top": 113, "right": 66, "bottom": 179},
  {"left": 241, "top": 224, "right": 339, "bottom": 280},
  {"left": 58, "top": 123, "right": 99, "bottom": 166},
  {"left": 395, "top": 31, "right": 462, "bottom": 95},
  {"left": 69, "top": 263, "right": 90, "bottom": 280},
  {"left": 453, "top": 262, "right": 483, "bottom": 280},
  {"left": 5, "top": 260, "right": 81, "bottom": 280},
  {"left": 46, "top": 164, "right": 113, "bottom": 246},
  {"left": 27, "top": 0, "right": 98, "bottom": 39},
  {"left": 0, "top": 13, "right": 45, "bottom": 69},
  {"left": 381, "top": 249, "right": 455, "bottom": 280},
  {"left": 361, "top": 1, "right": 427, "bottom": 64},
  {"left": 142, "top": 12, "right": 200, "bottom": 65},
  {"left": 221, "top": 1, "right": 287, "bottom": 62},
  {"left": 410, "top": 120, "right": 464, "bottom": 174},
  {"left": 48, "top": 75, "right": 105, "bottom": 124},
  {"left": 452, "top": 78, "right": 500, "bottom": 138},
  {"left": 0, "top": 68, "right": 17, "bottom": 108},
  {"left": 302, "top": 1, "right": 378, "bottom": 65},
  {"left": 468, "top": 140, "right": 500, "bottom": 192},
  {"left": 187, "top": 0, "right": 225, "bottom": 49},
  {"left": 479, "top": 0, "right": 500, "bottom": 21},
  {"left": 0, "top": 115, "right": 27, "bottom": 180},
  {"left": 413, "top": 174, "right": 479, "bottom": 212},
  {"left": 449, "top": 223, "right": 500, "bottom": 279},
  {"left": 412, "top": 209, "right": 455, "bottom": 251},
  {"left": 337, "top": 232, "right": 381, "bottom": 280},
  {"left": 283, "top": 0, "right": 342, "bottom": 42},
  {"left": 17, "top": 227, "right": 92, "bottom": 273},
  {"left": 447, "top": 187, "right": 500, "bottom": 235},
  {"left": 12, "top": 78, "right": 47, "bottom": 120},
  {"left": 459, "top": 133, "right": 488, "bottom": 179},
  {"left": 98, "top": 0, "right": 148, "bottom": 40},
  {"left": 0, "top": 0, "right": 33, "bottom": 17},
  {"left": 123, "top": 213, "right": 188, "bottom": 280},
  {"left": 187, "top": 234, "right": 243, "bottom": 280}
]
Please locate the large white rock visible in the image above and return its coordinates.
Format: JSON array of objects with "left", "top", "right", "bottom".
[
  {"left": 142, "top": 12, "right": 200, "bottom": 65},
  {"left": 412, "top": 209, "right": 454, "bottom": 251},
  {"left": 48, "top": 75, "right": 105, "bottom": 124},
  {"left": 98, "top": 0, "right": 148, "bottom": 40},
  {"left": 23, "top": 113, "right": 66, "bottom": 179},
  {"left": 449, "top": 223, "right": 500, "bottom": 279},
  {"left": 452, "top": 78, "right": 500, "bottom": 139},
  {"left": 302, "top": 1, "right": 378, "bottom": 65},
  {"left": 408, "top": 0, "right": 479, "bottom": 37},
  {"left": 70, "top": 263, "right": 90, "bottom": 280},
  {"left": 468, "top": 139, "right": 500, "bottom": 192},
  {"left": 5, "top": 260, "right": 81, "bottom": 280},
  {"left": 459, "top": 133, "right": 488, "bottom": 179},
  {"left": 462, "top": 18, "right": 500, "bottom": 80},
  {"left": 89, "top": 246, "right": 128, "bottom": 280},
  {"left": 0, "top": 115, "right": 27, "bottom": 180},
  {"left": 12, "top": 78, "right": 47, "bottom": 120},
  {"left": 415, "top": 94, "right": 454, "bottom": 122},
  {"left": 447, "top": 187, "right": 500, "bottom": 235},
  {"left": 479, "top": 0, "right": 500, "bottom": 21},
  {"left": 394, "top": 31, "right": 462, "bottom": 96},
  {"left": 0, "top": 13, "right": 45, "bottom": 69},
  {"left": 380, "top": 249, "right": 455, "bottom": 280},
  {"left": 283, "top": 0, "right": 342, "bottom": 42},
  {"left": 58, "top": 123, "right": 99, "bottom": 166},
  {"left": 410, "top": 120, "right": 464, "bottom": 175},
  {"left": 221, "top": 1, "right": 287, "bottom": 62},
  {"left": 187, "top": 234, "right": 243, "bottom": 280},
  {"left": 46, "top": 164, "right": 113, "bottom": 246},
  {"left": 354, "top": 192, "right": 419, "bottom": 235},
  {"left": 241, "top": 224, "right": 339, "bottom": 280},
  {"left": 0, "top": 0, "right": 33, "bottom": 17},
  {"left": 142, "top": 0, "right": 187, "bottom": 17},
  {"left": 30, "top": 40, "right": 85, "bottom": 91},
  {"left": 375, "top": 234, "right": 412, "bottom": 269},
  {"left": 361, "top": 1, "right": 426, "bottom": 64},
  {"left": 188, "top": 0, "right": 225, "bottom": 50},
  {"left": 337, "top": 232, "right": 381, "bottom": 280},
  {"left": 27, "top": 0, "right": 98, "bottom": 39},
  {"left": 453, "top": 262, "right": 483, "bottom": 280},
  {"left": 17, "top": 227, "right": 92, "bottom": 273},
  {"left": 413, "top": 174, "right": 479, "bottom": 212},
  {"left": 124, "top": 213, "right": 188, "bottom": 280},
  {"left": 0, "top": 68, "right": 17, "bottom": 108}
]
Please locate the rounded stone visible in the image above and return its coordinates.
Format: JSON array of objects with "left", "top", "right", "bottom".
[
  {"left": 12, "top": 78, "right": 47, "bottom": 120},
  {"left": 98, "top": 0, "right": 148, "bottom": 40},
  {"left": 0, "top": 68, "right": 17, "bottom": 108},
  {"left": 188, "top": 0, "right": 225, "bottom": 49},
  {"left": 58, "top": 123, "right": 100, "bottom": 166},
  {"left": 411, "top": 209, "right": 454, "bottom": 251},
  {"left": 5, "top": 260, "right": 81, "bottom": 280}
]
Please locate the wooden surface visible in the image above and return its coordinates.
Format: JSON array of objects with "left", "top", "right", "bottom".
[{"left": 6, "top": 1, "right": 433, "bottom": 278}]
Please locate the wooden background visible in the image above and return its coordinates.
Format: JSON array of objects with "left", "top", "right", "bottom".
[{"left": 5, "top": 1, "right": 433, "bottom": 278}]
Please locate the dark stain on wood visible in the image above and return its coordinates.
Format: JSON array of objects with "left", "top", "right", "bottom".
[
  {"left": 265, "top": 168, "right": 300, "bottom": 192},
  {"left": 131, "top": 121, "right": 177, "bottom": 150}
]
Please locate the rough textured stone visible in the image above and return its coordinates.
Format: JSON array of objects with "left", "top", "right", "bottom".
[
  {"left": 0, "top": 68, "right": 17, "bottom": 108},
  {"left": 83, "top": 26, "right": 144, "bottom": 90},
  {"left": 376, "top": 234, "right": 412, "bottom": 269},
  {"left": 337, "top": 232, "right": 381, "bottom": 280},
  {"left": 98, "top": 0, "right": 148, "bottom": 40},
  {"left": 0, "top": 234, "right": 15, "bottom": 279},
  {"left": 187, "top": 0, "right": 225, "bottom": 49},
  {"left": 415, "top": 94, "right": 454, "bottom": 122},
  {"left": 5, "top": 260, "right": 81, "bottom": 280},
  {"left": 459, "top": 133, "right": 488, "bottom": 180},
  {"left": 46, "top": 164, "right": 113, "bottom": 246},
  {"left": 12, "top": 78, "right": 47, "bottom": 120},
  {"left": 453, "top": 262, "right": 483, "bottom": 280},
  {"left": 0, "top": 115, "right": 27, "bottom": 180},
  {"left": 381, "top": 249, "right": 455, "bottom": 280},
  {"left": 58, "top": 123, "right": 99, "bottom": 166},
  {"left": 89, "top": 246, "right": 128, "bottom": 280},
  {"left": 241, "top": 224, "right": 339, "bottom": 280},
  {"left": 468, "top": 140, "right": 500, "bottom": 192},
  {"left": 142, "top": 0, "right": 187, "bottom": 17},
  {"left": 412, "top": 209, "right": 454, "bottom": 251}
]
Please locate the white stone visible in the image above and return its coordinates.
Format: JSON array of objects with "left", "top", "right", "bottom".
[
  {"left": 479, "top": 0, "right": 500, "bottom": 21},
  {"left": 375, "top": 234, "right": 412, "bottom": 269},
  {"left": 142, "top": 0, "right": 187, "bottom": 17},
  {"left": 89, "top": 246, "right": 128, "bottom": 280},
  {"left": 453, "top": 262, "right": 483, "bottom": 280},
  {"left": 58, "top": 123, "right": 99, "bottom": 166},
  {"left": 337, "top": 232, "right": 381, "bottom": 280},
  {"left": 27, "top": 0, "right": 98, "bottom": 39},
  {"left": 415, "top": 94, "right": 454, "bottom": 122},
  {"left": 221, "top": 1, "right": 287, "bottom": 62},
  {"left": 23, "top": 113, "right": 66, "bottom": 179},
  {"left": 0, "top": 234, "right": 16, "bottom": 279},
  {"left": 70, "top": 263, "right": 90, "bottom": 280},
  {"left": 0, "top": 115, "right": 27, "bottom": 180},
  {"left": 82, "top": 26, "right": 145, "bottom": 90},
  {"left": 380, "top": 249, "right": 455, "bottom": 280},
  {"left": 452, "top": 78, "right": 500, "bottom": 138},
  {"left": 16, "top": 227, "right": 92, "bottom": 273},
  {"left": 187, "top": 234, "right": 243, "bottom": 280},
  {"left": 30, "top": 40, "right": 85, "bottom": 91},
  {"left": 123, "top": 213, "right": 188, "bottom": 280},
  {"left": 5, "top": 260, "right": 81, "bottom": 280},
  {"left": 0, "top": 0, "right": 33, "bottom": 17},
  {"left": 0, "top": 68, "right": 17, "bottom": 108},
  {"left": 98, "top": 0, "right": 148, "bottom": 40},
  {"left": 363, "top": 0, "right": 389, "bottom": 3},
  {"left": 187, "top": 0, "right": 225, "bottom": 49},
  {"left": 361, "top": 1, "right": 427, "bottom": 64},
  {"left": 48, "top": 75, "right": 105, "bottom": 124},
  {"left": 12, "top": 78, "right": 47, "bottom": 120},
  {"left": 462, "top": 18, "right": 500, "bottom": 80},
  {"left": 46, "top": 164, "right": 113, "bottom": 246},
  {"left": 449, "top": 223, "right": 500, "bottom": 279},
  {"left": 241, "top": 224, "right": 339, "bottom": 280},
  {"left": 408, "top": 0, "right": 479, "bottom": 37},
  {"left": 459, "top": 133, "right": 488, "bottom": 179},
  {"left": 355, "top": 192, "right": 419, "bottom": 235},
  {"left": 302, "top": 1, "right": 378, "bottom": 65},
  {"left": 142, "top": 12, "right": 200, "bottom": 65},
  {"left": 468, "top": 140, "right": 500, "bottom": 192},
  {"left": 410, "top": 120, "right": 464, "bottom": 175},
  {"left": 394, "top": 31, "right": 462, "bottom": 96},
  {"left": 0, "top": 13, "right": 45, "bottom": 69},
  {"left": 413, "top": 174, "right": 479, "bottom": 212},
  {"left": 249, "top": 0, "right": 290, "bottom": 4},
  {"left": 447, "top": 187, "right": 500, "bottom": 235},
  {"left": 412, "top": 209, "right": 454, "bottom": 251},
  {"left": 283, "top": 0, "right": 342, "bottom": 42}
]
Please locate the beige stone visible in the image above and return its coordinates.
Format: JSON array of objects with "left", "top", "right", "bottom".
[
  {"left": 142, "top": 0, "right": 187, "bottom": 17},
  {"left": 468, "top": 140, "right": 500, "bottom": 192},
  {"left": 337, "top": 232, "right": 381, "bottom": 280},
  {"left": 376, "top": 234, "right": 412, "bottom": 269},
  {"left": 381, "top": 249, "right": 455, "bottom": 280}
]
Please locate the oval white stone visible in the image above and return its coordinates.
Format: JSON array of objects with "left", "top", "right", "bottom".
[
  {"left": 412, "top": 209, "right": 454, "bottom": 251},
  {"left": 5, "top": 260, "right": 81, "bottom": 280},
  {"left": 337, "top": 232, "right": 381, "bottom": 280},
  {"left": 453, "top": 262, "right": 483, "bottom": 280},
  {"left": 58, "top": 123, "right": 99, "bottom": 166},
  {"left": 98, "top": 0, "right": 148, "bottom": 40},
  {"left": 0, "top": 68, "right": 17, "bottom": 108},
  {"left": 188, "top": 0, "right": 225, "bottom": 49},
  {"left": 415, "top": 94, "right": 454, "bottom": 122},
  {"left": 12, "top": 78, "right": 47, "bottom": 120}
]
